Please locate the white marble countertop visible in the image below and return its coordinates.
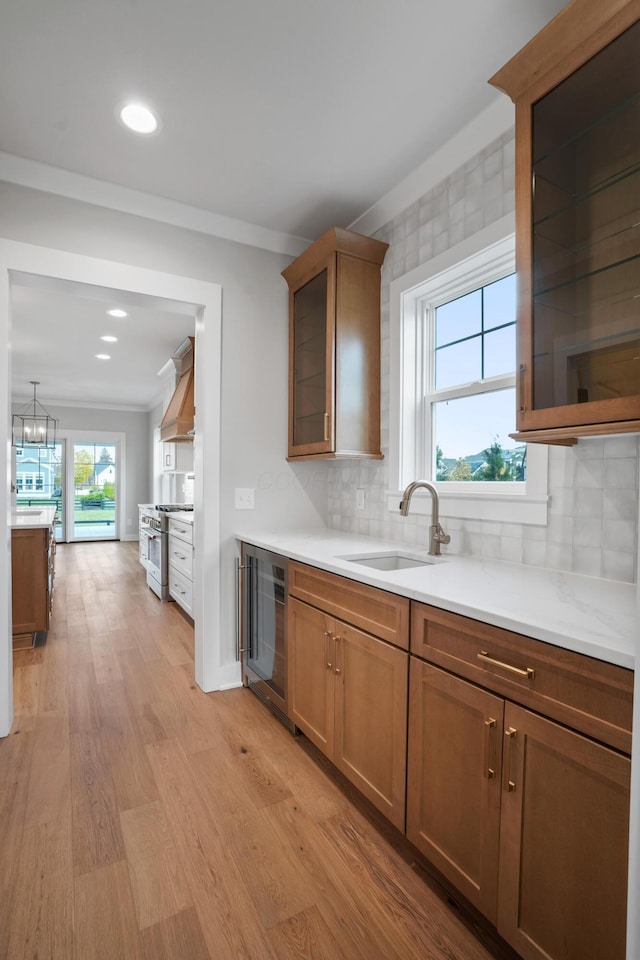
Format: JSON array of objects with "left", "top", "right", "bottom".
[
  {"left": 167, "top": 511, "right": 194, "bottom": 524},
  {"left": 237, "top": 528, "right": 637, "bottom": 670},
  {"left": 10, "top": 506, "right": 56, "bottom": 530}
]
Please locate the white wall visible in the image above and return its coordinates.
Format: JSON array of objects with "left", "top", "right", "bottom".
[{"left": 0, "top": 180, "right": 328, "bottom": 714}]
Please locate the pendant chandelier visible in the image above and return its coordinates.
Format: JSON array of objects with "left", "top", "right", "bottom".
[{"left": 12, "top": 381, "right": 58, "bottom": 449}]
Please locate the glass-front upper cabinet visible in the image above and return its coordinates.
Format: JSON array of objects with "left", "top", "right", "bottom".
[
  {"left": 490, "top": 2, "right": 640, "bottom": 443},
  {"left": 291, "top": 267, "right": 331, "bottom": 451},
  {"left": 282, "top": 227, "right": 388, "bottom": 460}
]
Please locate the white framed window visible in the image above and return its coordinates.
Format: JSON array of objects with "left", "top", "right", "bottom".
[{"left": 389, "top": 215, "right": 548, "bottom": 525}]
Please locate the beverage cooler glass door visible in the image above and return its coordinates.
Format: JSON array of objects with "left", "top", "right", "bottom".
[{"left": 243, "top": 547, "right": 288, "bottom": 714}]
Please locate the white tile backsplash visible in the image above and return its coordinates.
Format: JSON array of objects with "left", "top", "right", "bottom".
[{"left": 325, "top": 128, "right": 639, "bottom": 584}]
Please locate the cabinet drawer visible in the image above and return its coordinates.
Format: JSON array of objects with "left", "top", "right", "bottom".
[
  {"left": 288, "top": 561, "right": 409, "bottom": 649},
  {"left": 168, "top": 566, "right": 193, "bottom": 616},
  {"left": 168, "top": 517, "right": 193, "bottom": 544},
  {"left": 411, "top": 602, "right": 632, "bottom": 753},
  {"left": 168, "top": 536, "right": 193, "bottom": 579}
]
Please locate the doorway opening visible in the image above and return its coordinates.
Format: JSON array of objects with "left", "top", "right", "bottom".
[{"left": 1, "top": 240, "right": 224, "bottom": 738}]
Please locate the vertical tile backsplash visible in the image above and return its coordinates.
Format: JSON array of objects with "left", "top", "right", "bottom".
[{"left": 328, "top": 129, "right": 639, "bottom": 583}]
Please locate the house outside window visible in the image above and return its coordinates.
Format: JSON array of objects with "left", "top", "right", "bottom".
[{"left": 388, "top": 216, "right": 548, "bottom": 525}]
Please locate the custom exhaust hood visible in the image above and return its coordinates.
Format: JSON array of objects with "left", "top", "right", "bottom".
[{"left": 160, "top": 337, "right": 195, "bottom": 442}]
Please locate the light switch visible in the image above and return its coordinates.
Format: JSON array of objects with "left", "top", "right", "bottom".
[{"left": 235, "top": 487, "right": 255, "bottom": 510}]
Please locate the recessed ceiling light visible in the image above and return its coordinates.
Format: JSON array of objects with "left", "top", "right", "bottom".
[
  {"left": 107, "top": 308, "right": 127, "bottom": 318},
  {"left": 95, "top": 354, "right": 111, "bottom": 361},
  {"left": 101, "top": 335, "right": 118, "bottom": 343},
  {"left": 119, "top": 102, "right": 159, "bottom": 135}
]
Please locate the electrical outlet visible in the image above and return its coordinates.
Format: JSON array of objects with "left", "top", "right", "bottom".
[
  {"left": 235, "top": 487, "right": 255, "bottom": 510},
  {"left": 127, "top": 518, "right": 132, "bottom": 527},
  {"left": 356, "top": 488, "right": 366, "bottom": 511}
]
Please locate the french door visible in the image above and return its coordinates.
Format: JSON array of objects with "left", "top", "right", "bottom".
[
  {"left": 69, "top": 441, "right": 118, "bottom": 541},
  {"left": 14, "top": 440, "right": 63, "bottom": 541}
]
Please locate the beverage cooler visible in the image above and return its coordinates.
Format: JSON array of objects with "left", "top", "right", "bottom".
[{"left": 237, "top": 544, "right": 293, "bottom": 731}]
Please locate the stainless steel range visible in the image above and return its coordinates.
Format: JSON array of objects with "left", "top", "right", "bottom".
[{"left": 139, "top": 504, "right": 193, "bottom": 600}]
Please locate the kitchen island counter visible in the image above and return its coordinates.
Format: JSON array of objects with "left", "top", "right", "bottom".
[
  {"left": 11, "top": 506, "right": 56, "bottom": 529},
  {"left": 236, "top": 528, "right": 636, "bottom": 670}
]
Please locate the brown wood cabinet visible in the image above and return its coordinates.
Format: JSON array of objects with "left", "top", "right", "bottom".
[
  {"left": 282, "top": 227, "right": 388, "bottom": 460},
  {"left": 407, "top": 660, "right": 503, "bottom": 923},
  {"left": 11, "top": 524, "right": 55, "bottom": 643},
  {"left": 497, "top": 702, "right": 629, "bottom": 960},
  {"left": 288, "top": 564, "right": 408, "bottom": 829},
  {"left": 489, "top": 0, "right": 640, "bottom": 443},
  {"left": 408, "top": 603, "right": 632, "bottom": 960}
]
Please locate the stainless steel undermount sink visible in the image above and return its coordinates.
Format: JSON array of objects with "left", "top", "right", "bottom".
[{"left": 338, "top": 552, "right": 443, "bottom": 571}]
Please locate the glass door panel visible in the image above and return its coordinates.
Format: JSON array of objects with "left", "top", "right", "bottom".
[
  {"left": 292, "top": 269, "right": 328, "bottom": 448},
  {"left": 530, "top": 19, "right": 640, "bottom": 412},
  {"left": 72, "top": 441, "right": 117, "bottom": 540},
  {"left": 15, "top": 441, "right": 64, "bottom": 539},
  {"left": 247, "top": 554, "right": 286, "bottom": 701}
]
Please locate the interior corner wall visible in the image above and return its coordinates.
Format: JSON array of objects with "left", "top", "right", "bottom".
[{"left": 0, "top": 180, "right": 329, "bottom": 667}]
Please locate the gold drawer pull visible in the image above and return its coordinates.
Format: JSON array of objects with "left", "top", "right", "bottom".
[{"left": 477, "top": 651, "right": 534, "bottom": 680}]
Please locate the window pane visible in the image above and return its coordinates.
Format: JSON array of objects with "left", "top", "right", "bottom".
[
  {"left": 435, "top": 289, "right": 481, "bottom": 347},
  {"left": 484, "top": 274, "right": 516, "bottom": 331},
  {"left": 435, "top": 337, "right": 481, "bottom": 390},
  {"left": 433, "top": 389, "right": 525, "bottom": 482},
  {"left": 484, "top": 324, "right": 516, "bottom": 379}
]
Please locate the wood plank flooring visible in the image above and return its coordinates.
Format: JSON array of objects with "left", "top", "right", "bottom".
[{"left": 2, "top": 540, "right": 518, "bottom": 960}]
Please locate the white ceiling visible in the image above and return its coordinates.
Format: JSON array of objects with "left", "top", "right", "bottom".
[
  {"left": 2, "top": 0, "right": 569, "bottom": 408},
  {"left": 10, "top": 280, "right": 195, "bottom": 410}
]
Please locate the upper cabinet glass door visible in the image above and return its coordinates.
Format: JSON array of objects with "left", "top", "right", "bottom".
[
  {"left": 489, "top": 1, "right": 640, "bottom": 442},
  {"left": 530, "top": 19, "right": 640, "bottom": 414},
  {"left": 291, "top": 268, "right": 331, "bottom": 451}
]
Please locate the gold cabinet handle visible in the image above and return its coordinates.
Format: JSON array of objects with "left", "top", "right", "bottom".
[
  {"left": 477, "top": 651, "right": 534, "bottom": 680},
  {"left": 324, "top": 630, "right": 333, "bottom": 670},
  {"left": 519, "top": 363, "right": 526, "bottom": 413},
  {"left": 334, "top": 636, "right": 342, "bottom": 676},
  {"left": 323, "top": 412, "right": 329, "bottom": 442},
  {"left": 503, "top": 727, "right": 517, "bottom": 792},
  {"left": 484, "top": 718, "right": 497, "bottom": 779}
]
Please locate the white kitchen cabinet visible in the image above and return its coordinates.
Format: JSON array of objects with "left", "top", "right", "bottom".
[{"left": 168, "top": 516, "right": 194, "bottom": 617}]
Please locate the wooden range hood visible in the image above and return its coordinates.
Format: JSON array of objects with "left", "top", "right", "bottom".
[{"left": 160, "top": 337, "right": 195, "bottom": 442}]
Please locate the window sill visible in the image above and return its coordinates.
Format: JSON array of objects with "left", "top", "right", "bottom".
[{"left": 386, "top": 490, "right": 549, "bottom": 526}]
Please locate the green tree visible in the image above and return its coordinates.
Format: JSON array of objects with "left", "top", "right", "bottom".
[
  {"left": 478, "top": 437, "right": 513, "bottom": 481},
  {"left": 99, "top": 447, "right": 113, "bottom": 463},
  {"left": 102, "top": 481, "right": 115, "bottom": 500},
  {"left": 435, "top": 445, "right": 449, "bottom": 480},
  {"left": 74, "top": 449, "right": 93, "bottom": 488},
  {"left": 448, "top": 458, "right": 472, "bottom": 480}
]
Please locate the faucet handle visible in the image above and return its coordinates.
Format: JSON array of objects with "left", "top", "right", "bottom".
[{"left": 435, "top": 523, "right": 450, "bottom": 545}]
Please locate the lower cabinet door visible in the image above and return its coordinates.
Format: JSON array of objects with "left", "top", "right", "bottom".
[
  {"left": 333, "top": 622, "right": 408, "bottom": 831},
  {"left": 406, "top": 658, "right": 504, "bottom": 923},
  {"left": 498, "top": 702, "right": 630, "bottom": 960},
  {"left": 288, "top": 597, "right": 335, "bottom": 757}
]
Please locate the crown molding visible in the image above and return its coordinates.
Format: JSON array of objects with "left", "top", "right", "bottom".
[
  {"left": 0, "top": 151, "right": 310, "bottom": 258},
  {"left": 348, "top": 95, "right": 514, "bottom": 237}
]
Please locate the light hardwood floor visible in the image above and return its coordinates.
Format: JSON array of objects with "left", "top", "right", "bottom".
[{"left": 2, "top": 540, "right": 518, "bottom": 960}]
